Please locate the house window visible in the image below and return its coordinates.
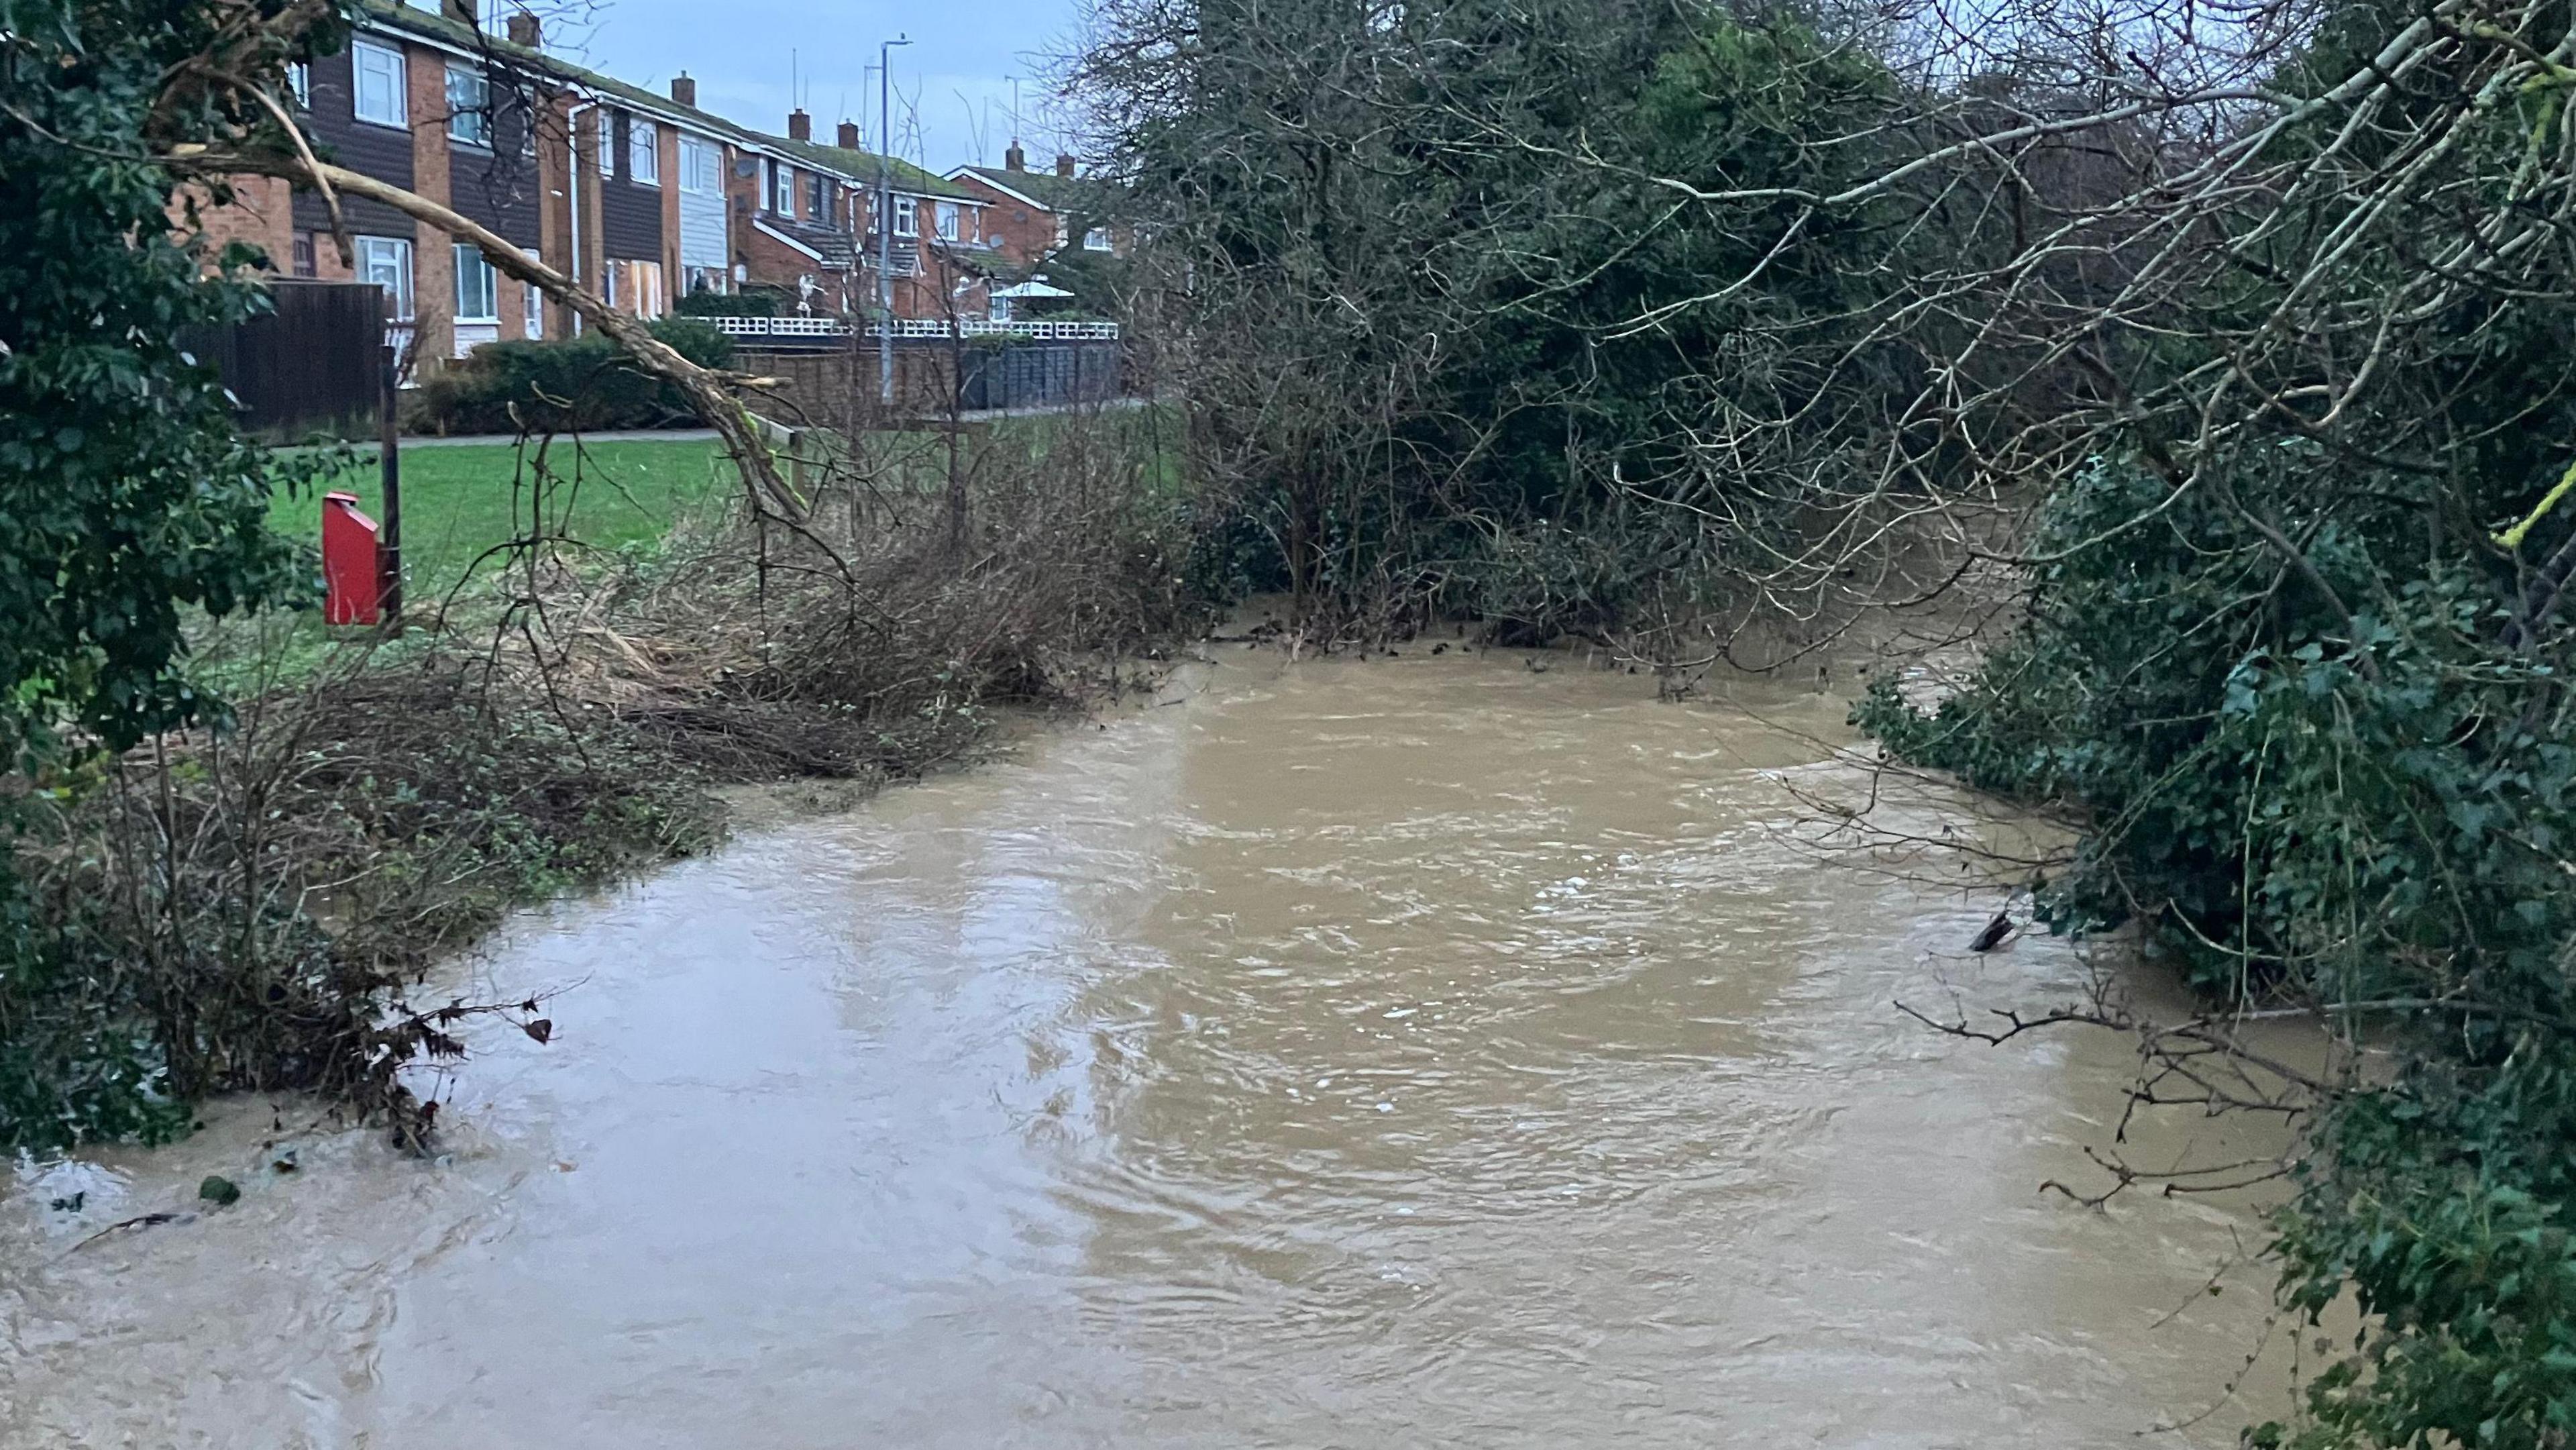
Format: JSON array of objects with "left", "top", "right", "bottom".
[
  {"left": 606, "top": 259, "right": 665, "bottom": 319},
  {"left": 445, "top": 64, "right": 491, "bottom": 148},
  {"left": 892, "top": 195, "right": 916, "bottom": 238},
  {"left": 352, "top": 40, "right": 406, "bottom": 127},
  {"left": 1083, "top": 227, "right": 1112, "bottom": 252},
  {"left": 806, "top": 172, "right": 827, "bottom": 223},
  {"left": 769, "top": 160, "right": 794, "bottom": 215},
  {"left": 936, "top": 201, "right": 959, "bottom": 241},
  {"left": 684, "top": 265, "right": 727, "bottom": 298},
  {"left": 681, "top": 136, "right": 720, "bottom": 195},
  {"left": 453, "top": 244, "right": 498, "bottom": 322},
  {"left": 290, "top": 232, "right": 316, "bottom": 278},
  {"left": 629, "top": 119, "right": 659, "bottom": 185},
  {"left": 356, "top": 236, "right": 413, "bottom": 320},
  {"left": 286, "top": 62, "right": 311, "bottom": 110},
  {"left": 522, "top": 248, "right": 544, "bottom": 338},
  {"left": 633, "top": 260, "right": 665, "bottom": 318},
  {"left": 598, "top": 111, "right": 614, "bottom": 176}
]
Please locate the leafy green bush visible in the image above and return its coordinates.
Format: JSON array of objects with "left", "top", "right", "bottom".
[
  {"left": 676, "top": 287, "right": 782, "bottom": 319},
  {"left": 0, "top": 0, "right": 315, "bottom": 1144},
  {"left": 409, "top": 317, "right": 738, "bottom": 435},
  {"left": 1860, "top": 448, "right": 2576, "bottom": 1447}
]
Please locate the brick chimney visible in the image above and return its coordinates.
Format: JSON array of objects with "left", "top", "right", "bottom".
[
  {"left": 788, "top": 109, "right": 812, "bottom": 142},
  {"left": 669, "top": 73, "right": 696, "bottom": 107},
  {"left": 441, "top": 0, "right": 478, "bottom": 25},
  {"left": 1054, "top": 153, "right": 1075, "bottom": 177},
  {"left": 504, "top": 10, "right": 540, "bottom": 46},
  {"left": 1004, "top": 143, "right": 1026, "bottom": 172},
  {"left": 838, "top": 120, "right": 861, "bottom": 150}
]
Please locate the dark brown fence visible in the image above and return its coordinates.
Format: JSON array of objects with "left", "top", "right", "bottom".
[{"left": 180, "top": 281, "right": 385, "bottom": 442}]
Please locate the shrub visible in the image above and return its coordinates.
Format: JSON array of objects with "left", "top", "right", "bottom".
[
  {"left": 409, "top": 317, "right": 738, "bottom": 436},
  {"left": 676, "top": 287, "right": 782, "bottom": 319}
]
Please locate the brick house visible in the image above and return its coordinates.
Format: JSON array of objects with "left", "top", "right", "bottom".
[
  {"left": 235, "top": 0, "right": 570, "bottom": 370},
  {"left": 192, "top": 0, "right": 1024, "bottom": 382},
  {"left": 730, "top": 114, "right": 996, "bottom": 321},
  {"left": 198, "top": 1, "right": 730, "bottom": 366},
  {"left": 947, "top": 148, "right": 1128, "bottom": 272}
]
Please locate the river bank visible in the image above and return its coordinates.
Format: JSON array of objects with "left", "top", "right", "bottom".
[{"left": 1, "top": 644, "right": 2299, "bottom": 1446}]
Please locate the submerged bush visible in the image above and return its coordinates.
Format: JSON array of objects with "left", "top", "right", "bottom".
[{"left": 1859, "top": 451, "right": 2576, "bottom": 1446}]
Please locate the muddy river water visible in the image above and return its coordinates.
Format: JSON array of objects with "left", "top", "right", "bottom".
[{"left": 2, "top": 648, "right": 2294, "bottom": 1447}]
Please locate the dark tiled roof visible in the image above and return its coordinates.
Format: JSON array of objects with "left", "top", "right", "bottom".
[
  {"left": 761, "top": 135, "right": 977, "bottom": 201},
  {"left": 755, "top": 213, "right": 859, "bottom": 268},
  {"left": 957, "top": 165, "right": 1114, "bottom": 215},
  {"left": 357, "top": 1, "right": 971, "bottom": 202}
]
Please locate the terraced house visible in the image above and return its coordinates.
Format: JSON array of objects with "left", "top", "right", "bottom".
[
  {"left": 947, "top": 146, "right": 1129, "bottom": 269},
  {"left": 201, "top": 1, "right": 1015, "bottom": 378},
  {"left": 708, "top": 109, "right": 989, "bottom": 321},
  {"left": 196, "top": 0, "right": 568, "bottom": 366}
]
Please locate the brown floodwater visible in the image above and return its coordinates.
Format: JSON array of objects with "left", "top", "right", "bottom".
[{"left": 1, "top": 646, "right": 2298, "bottom": 1447}]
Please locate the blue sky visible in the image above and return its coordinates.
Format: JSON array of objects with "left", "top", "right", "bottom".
[{"left": 528, "top": 0, "right": 1087, "bottom": 169}]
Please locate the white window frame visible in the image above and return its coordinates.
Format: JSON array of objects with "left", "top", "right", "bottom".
[
  {"left": 445, "top": 64, "right": 491, "bottom": 148},
  {"left": 629, "top": 118, "right": 659, "bottom": 185},
  {"left": 521, "top": 248, "right": 544, "bottom": 338},
  {"left": 352, "top": 40, "right": 407, "bottom": 128},
  {"left": 286, "top": 62, "right": 311, "bottom": 110},
  {"left": 892, "top": 194, "right": 917, "bottom": 238},
  {"left": 1083, "top": 227, "right": 1113, "bottom": 252},
  {"left": 356, "top": 236, "right": 413, "bottom": 321},
  {"left": 597, "top": 111, "right": 614, "bottom": 176},
  {"left": 769, "top": 160, "right": 794, "bottom": 215},
  {"left": 681, "top": 136, "right": 720, "bottom": 195},
  {"left": 935, "top": 201, "right": 960, "bottom": 241},
  {"left": 453, "top": 244, "right": 498, "bottom": 323}
]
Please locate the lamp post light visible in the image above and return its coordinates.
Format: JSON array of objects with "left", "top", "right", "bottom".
[{"left": 877, "top": 34, "right": 912, "bottom": 407}]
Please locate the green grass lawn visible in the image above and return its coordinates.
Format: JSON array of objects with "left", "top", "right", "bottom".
[{"left": 268, "top": 437, "right": 737, "bottom": 605}]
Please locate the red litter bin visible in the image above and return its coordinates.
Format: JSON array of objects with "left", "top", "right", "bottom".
[{"left": 322, "top": 491, "right": 382, "bottom": 626}]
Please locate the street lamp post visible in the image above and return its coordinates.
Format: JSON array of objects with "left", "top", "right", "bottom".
[{"left": 877, "top": 35, "right": 911, "bottom": 407}]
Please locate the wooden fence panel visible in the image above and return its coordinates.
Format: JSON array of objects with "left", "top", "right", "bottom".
[{"left": 180, "top": 280, "right": 384, "bottom": 443}]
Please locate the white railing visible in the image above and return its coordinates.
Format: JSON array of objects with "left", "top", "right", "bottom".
[
  {"left": 702, "top": 316, "right": 1121, "bottom": 342},
  {"left": 960, "top": 319, "right": 1122, "bottom": 340},
  {"left": 707, "top": 315, "right": 848, "bottom": 338}
]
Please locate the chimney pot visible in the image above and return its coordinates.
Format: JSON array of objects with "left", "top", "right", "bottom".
[
  {"left": 1004, "top": 143, "right": 1025, "bottom": 172},
  {"left": 788, "top": 109, "right": 812, "bottom": 142},
  {"left": 1055, "top": 153, "right": 1075, "bottom": 178},
  {"left": 669, "top": 73, "right": 696, "bottom": 107},
  {"left": 838, "top": 120, "right": 861, "bottom": 150},
  {"left": 504, "top": 10, "right": 540, "bottom": 46}
]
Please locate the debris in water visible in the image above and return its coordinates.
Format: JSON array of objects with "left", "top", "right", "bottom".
[
  {"left": 74, "top": 1212, "right": 187, "bottom": 1251},
  {"left": 523, "top": 1017, "right": 555, "bottom": 1044},
  {"left": 1968, "top": 909, "right": 2015, "bottom": 952},
  {"left": 48, "top": 1191, "right": 85, "bottom": 1213},
  {"left": 1969, "top": 887, "right": 2038, "bottom": 952},
  {"left": 198, "top": 1175, "right": 241, "bottom": 1207},
  {"left": 271, "top": 1150, "right": 299, "bottom": 1174}
]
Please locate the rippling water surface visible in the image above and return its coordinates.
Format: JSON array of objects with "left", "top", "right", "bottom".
[{"left": 1, "top": 648, "right": 2291, "bottom": 1447}]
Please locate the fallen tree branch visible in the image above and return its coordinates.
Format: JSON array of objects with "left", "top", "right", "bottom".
[{"left": 170, "top": 150, "right": 802, "bottom": 521}]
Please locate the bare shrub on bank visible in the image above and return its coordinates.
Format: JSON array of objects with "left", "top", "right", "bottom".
[{"left": 4, "top": 405, "right": 1201, "bottom": 1151}]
